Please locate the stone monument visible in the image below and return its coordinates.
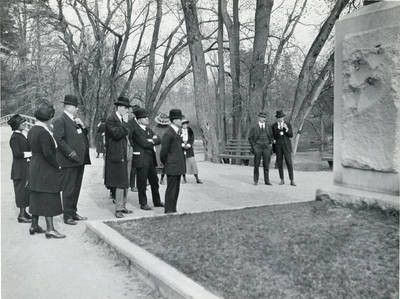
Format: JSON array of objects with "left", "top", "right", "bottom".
[{"left": 317, "top": 1, "right": 400, "bottom": 209}]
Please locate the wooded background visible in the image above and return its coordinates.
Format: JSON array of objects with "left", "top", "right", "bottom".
[{"left": 1, "top": 0, "right": 360, "bottom": 160}]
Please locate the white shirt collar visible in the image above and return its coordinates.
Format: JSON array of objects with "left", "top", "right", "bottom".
[
  {"left": 64, "top": 110, "right": 75, "bottom": 121},
  {"left": 138, "top": 123, "right": 146, "bottom": 131},
  {"left": 170, "top": 123, "right": 179, "bottom": 133},
  {"left": 259, "top": 122, "right": 265, "bottom": 129},
  {"left": 115, "top": 111, "right": 122, "bottom": 122}
]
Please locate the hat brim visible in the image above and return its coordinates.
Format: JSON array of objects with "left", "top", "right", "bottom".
[
  {"left": 114, "top": 102, "right": 131, "bottom": 107},
  {"left": 62, "top": 101, "right": 78, "bottom": 107},
  {"left": 276, "top": 114, "right": 285, "bottom": 118}
]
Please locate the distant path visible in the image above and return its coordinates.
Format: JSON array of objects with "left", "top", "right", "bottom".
[{"left": 1, "top": 126, "right": 333, "bottom": 298}]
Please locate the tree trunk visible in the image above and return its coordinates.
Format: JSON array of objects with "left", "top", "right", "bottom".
[
  {"left": 249, "top": 0, "right": 273, "bottom": 116},
  {"left": 145, "top": 0, "right": 162, "bottom": 111},
  {"left": 221, "top": 0, "right": 241, "bottom": 139},
  {"left": 181, "top": 0, "right": 219, "bottom": 161},
  {"left": 290, "top": 0, "right": 350, "bottom": 123},
  {"left": 217, "top": 0, "right": 226, "bottom": 146}
]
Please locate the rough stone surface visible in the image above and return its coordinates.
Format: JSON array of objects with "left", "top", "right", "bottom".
[{"left": 341, "top": 25, "right": 400, "bottom": 173}]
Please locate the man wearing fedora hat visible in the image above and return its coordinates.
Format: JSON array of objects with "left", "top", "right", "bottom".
[
  {"left": 248, "top": 111, "right": 273, "bottom": 185},
  {"left": 53, "top": 95, "right": 91, "bottom": 225},
  {"left": 129, "top": 108, "right": 164, "bottom": 210},
  {"left": 7, "top": 114, "right": 32, "bottom": 223},
  {"left": 160, "top": 109, "right": 186, "bottom": 213},
  {"left": 104, "top": 96, "right": 133, "bottom": 218},
  {"left": 271, "top": 110, "right": 296, "bottom": 186}
]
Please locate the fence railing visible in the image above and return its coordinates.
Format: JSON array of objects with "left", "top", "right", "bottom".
[{"left": 0, "top": 114, "right": 36, "bottom": 129}]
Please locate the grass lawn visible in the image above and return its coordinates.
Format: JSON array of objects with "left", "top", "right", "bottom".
[{"left": 106, "top": 201, "right": 398, "bottom": 299}]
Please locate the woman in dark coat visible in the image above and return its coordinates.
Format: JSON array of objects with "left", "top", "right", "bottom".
[
  {"left": 28, "top": 103, "right": 65, "bottom": 238},
  {"left": 95, "top": 118, "right": 106, "bottom": 158},
  {"left": 181, "top": 118, "right": 202, "bottom": 184},
  {"left": 7, "top": 114, "right": 32, "bottom": 223}
]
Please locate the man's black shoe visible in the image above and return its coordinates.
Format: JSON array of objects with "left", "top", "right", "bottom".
[
  {"left": 140, "top": 205, "right": 152, "bottom": 211},
  {"left": 154, "top": 202, "right": 165, "bottom": 207},
  {"left": 73, "top": 214, "right": 88, "bottom": 221},
  {"left": 64, "top": 218, "right": 77, "bottom": 225}
]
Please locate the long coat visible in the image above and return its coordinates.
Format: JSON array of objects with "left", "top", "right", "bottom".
[
  {"left": 104, "top": 112, "right": 130, "bottom": 188},
  {"left": 182, "top": 127, "right": 195, "bottom": 158},
  {"left": 53, "top": 112, "right": 91, "bottom": 168},
  {"left": 27, "top": 126, "right": 61, "bottom": 193},
  {"left": 129, "top": 122, "right": 161, "bottom": 169},
  {"left": 160, "top": 126, "right": 186, "bottom": 176},
  {"left": 271, "top": 122, "right": 293, "bottom": 153},
  {"left": 9, "top": 132, "right": 30, "bottom": 181}
]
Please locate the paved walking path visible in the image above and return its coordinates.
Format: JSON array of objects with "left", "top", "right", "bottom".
[{"left": 1, "top": 126, "right": 333, "bottom": 298}]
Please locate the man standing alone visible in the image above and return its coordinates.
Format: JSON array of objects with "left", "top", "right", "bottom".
[
  {"left": 104, "top": 96, "right": 133, "bottom": 218},
  {"left": 160, "top": 109, "right": 186, "bottom": 213},
  {"left": 271, "top": 110, "right": 296, "bottom": 186},
  {"left": 53, "top": 95, "right": 91, "bottom": 225},
  {"left": 248, "top": 112, "right": 273, "bottom": 185}
]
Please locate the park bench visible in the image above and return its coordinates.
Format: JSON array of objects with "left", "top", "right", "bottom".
[
  {"left": 320, "top": 144, "right": 333, "bottom": 169},
  {"left": 219, "top": 139, "right": 253, "bottom": 165}
]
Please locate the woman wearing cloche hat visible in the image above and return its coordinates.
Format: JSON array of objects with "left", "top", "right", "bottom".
[
  {"left": 7, "top": 114, "right": 32, "bottom": 223},
  {"left": 27, "top": 103, "right": 66, "bottom": 238}
]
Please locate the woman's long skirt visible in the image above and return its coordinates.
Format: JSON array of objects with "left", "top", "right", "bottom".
[
  {"left": 185, "top": 157, "right": 199, "bottom": 175},
  {"left": 29, "top": 191, "right": 62, "bottom": 217},
  {"left": 13, "top": 179, "right": 29, "bottom": 208}
]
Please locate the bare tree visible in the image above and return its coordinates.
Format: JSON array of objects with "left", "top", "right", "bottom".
[
  {"left": 181, "top": 0, "right": 220, "bottom": 161},
  {"left": 221, "top": 0, "right": 242, "bottom": 138}
]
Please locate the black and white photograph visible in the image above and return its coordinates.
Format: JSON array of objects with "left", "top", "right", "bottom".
[{"left": 1, "top": 0, "right": 399, "bottom": 298}]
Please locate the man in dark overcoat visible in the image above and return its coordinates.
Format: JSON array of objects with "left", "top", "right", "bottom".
[
  {"left": 160, "top": 109, "right": 186, "bottom": 214},
  {"left": 104, "top": 96, "right": 132, "bottom": 218},
  {"left": 53, "top": 95, "right": 91, "bottom": 225},
  {"left": 129, "top": 108, "right": 164, "bottom": 210},
  {"left": 248, "top": 111, "right": 273, "bottom": 185},
  {"left": 271, "top": 110, "right": 296, "bottom": 186}
]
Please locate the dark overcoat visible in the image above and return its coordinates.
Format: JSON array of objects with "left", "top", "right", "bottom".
[
  {"left": 53, "top": 113, "right": 91, "bottom": 168},
  {"left": 271, "top": 122, "right": 293, "bottom": 153},
  {"left": 27, "top": 126, "right": 62, "bottom": 193},
  {"left": 104, "top": 112, "right": 129, "bottom": 188},
  {"left": 129, "top": 122, "right": 161, "bottom": 169},
  {"left": 9, "top": 132, "right": 30, "bottom": 180},
  {"left": 160, "top": 126, "right": 186, "bottom": 176},
  {"left": 183, "top": 127, "right": 195, "bottom": 158}
]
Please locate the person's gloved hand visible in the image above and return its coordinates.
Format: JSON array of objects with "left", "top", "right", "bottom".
[{"left": 68, "top": 150, "right": 79, "bottom": 162}]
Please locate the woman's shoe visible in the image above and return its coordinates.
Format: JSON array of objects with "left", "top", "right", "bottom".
[
  {"left": 18, "top": 216, "right": 32, "bottom": 223},
  {"left": 45, "top": 230, "right": 66, "bottom": 239},
  {"left": 24, "top": 212, "right": 32, "bottom": 219},
  {"left": 29, "top": 225, "right": 45, "bottom": 235}
]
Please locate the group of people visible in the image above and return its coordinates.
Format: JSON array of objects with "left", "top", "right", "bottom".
[
  {"left": 8, "top": 94, "right": 295, "bottom": 238},
  {"left": 248, "top": 110, "right": 296, "bottom": 186},
  {"left": 102, "top": 96, "right": 202, "bottom": 218},
  {"left": 8, "top": 95, "right": 90, "bottom": 239}
]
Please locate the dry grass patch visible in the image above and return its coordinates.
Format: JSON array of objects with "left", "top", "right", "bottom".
[{"left": 107, "top": 201, "right": 398, "bottom": 299}]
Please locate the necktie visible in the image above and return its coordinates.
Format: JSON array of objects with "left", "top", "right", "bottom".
[{"left": 178, "top": 128, "right": 182, "bottom": 136}]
